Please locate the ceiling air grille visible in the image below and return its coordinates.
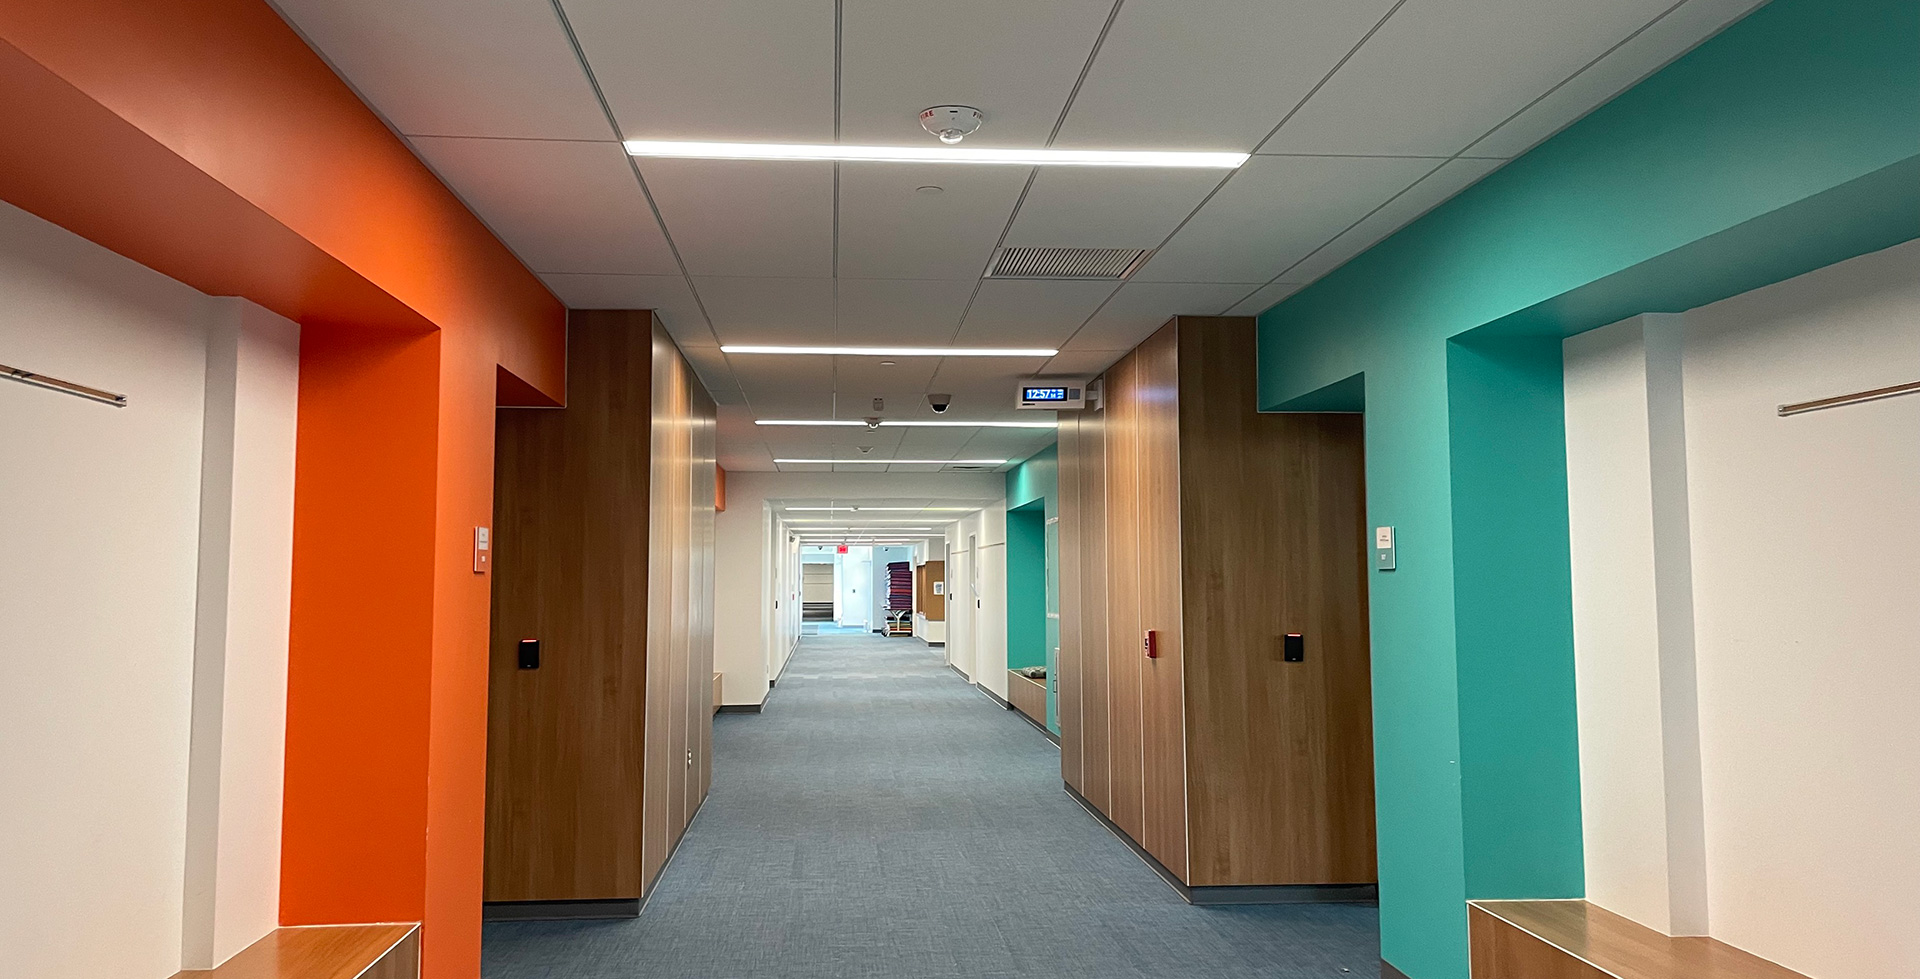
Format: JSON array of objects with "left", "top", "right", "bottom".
[{"left": 987, "top": 246, "right": 1150, "bottom": 280}]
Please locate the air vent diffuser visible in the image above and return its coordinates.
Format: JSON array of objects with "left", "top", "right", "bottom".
[{"left": 987, "top": 246, "right": 1149, "bottom": 280}]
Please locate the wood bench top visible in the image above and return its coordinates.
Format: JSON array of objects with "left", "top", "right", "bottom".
[
  {"left": 172, "top": 924, "right": 417, "bottom": 979},
  {"left": 1470, "top": 901, "right": 1808, "bottom": 979}
]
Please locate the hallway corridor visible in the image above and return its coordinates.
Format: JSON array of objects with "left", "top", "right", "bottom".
[{"left": 481, "top": 634, "right": 1379, "bottom": 979}]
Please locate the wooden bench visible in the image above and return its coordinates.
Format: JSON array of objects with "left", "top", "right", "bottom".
[
  {"left": 1469, "top": 901, "right": 1810, "bottom": 979},
  {"left": 1006, "top": 670, "right": 1047, "bottom": 726},
  {"left": 172, "top": 924, "right": 417, "bottom": 979}
]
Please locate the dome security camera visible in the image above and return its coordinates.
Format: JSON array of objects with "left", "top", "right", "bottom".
[
  {"left": 928, "top": 393, "right": 953, "bottom": 413},
  {"left": 864, "top": 416, "right": 882, "bottom": 431},
  {"left": 920, "top": 106, "right": 984, "bottom": 145}
]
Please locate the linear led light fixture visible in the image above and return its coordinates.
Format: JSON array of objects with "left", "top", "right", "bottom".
[
  {"left": 784, "top": 506, "right": 975, "bottom": 512},
  {"left": 723, "top": 345, "right": 1056, "bottom": 357},
  {"left": 787, "top": 518, "right": 939, "bottom": 523},
  {"left": 625, "top": 140, "right": 1247, "bottom": 169},
  {"left": 775, "top": 458, "right": 1007, "bottom": 466},
  {"left": 757, "top": 419, "right": 1055, "bottom": 429}
]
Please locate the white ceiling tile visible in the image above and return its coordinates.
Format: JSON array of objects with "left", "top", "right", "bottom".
[
  {"left": 832, "top": 357, "right": 942, "bottom": 406},
  {"left": 538, "top": 273, "right": 709, "bottom": 333},
  {"left": 925, "top": 356, "right": 1053, "bottom": 414},
  {"left": 1286, "top": 157, "right": 1505, "bottom": 283},
  {"left": 1069, "top": 282, "right": 1264, "bottom": 350},
  {"left": 679, "top": 344, "right": 746, "bottom": 405},
  {"left": 834, "top": 279, "right": 975, "bottom": 346},
  {"left": 731, "top": 354, "right": 837, "bottom": 418},
  {"left": 1465, "top": 0, "right": 1768, "bottom": 159},
  {"left": 1134, "top": 155, "right": 1435, "bottom": 283},
  {"left": 563, "top": 0, "right": 835, "bottom": 142},
  {"left": 1054, "top": 0, "right": 1399, "bottom": 153},
  {"left": 952, "top": 280, "right": 1119, "bottom": 348},
  {"left": 409, "top": 137, "right": 674, "bottom": 276},
  {"left": 1005, "top": 167, "right": 1225, "bottom": 250},
  {"left": 694, "top": 277, "right": 835, "bottom": 346},
  {"left": 1224, "top": 282, "right": 1306, "bottom": 317},
  {"left": 270, "top": 0, "right": 610, "bottom": 140},
  {"left": 1265, "top": 0, "right": 1683, "bottom": 157},
  {"left": 1040, "top": 349, "right": 1129, "bottom": 377},
  {"left": 643, "top": 160, "right": 834, "bottom": 277},
  {"left": 838, "top": 0, "right": 1114, "bottom": 148},
  {"left": 837, "top": 163, "right": 1030, "bottom": 279}
]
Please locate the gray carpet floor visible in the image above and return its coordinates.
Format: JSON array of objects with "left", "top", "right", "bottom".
[{"left": 482, "top": 634, "right": 1380, "bottom": 979}]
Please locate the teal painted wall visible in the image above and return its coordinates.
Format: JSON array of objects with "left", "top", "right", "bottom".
[
  {"left": 1252, "top": 1, "right": 1920, "bottom": 976},
  {"left": 1006, "top": 445, "right": 1060, "bottom": 729},
  {"left": 1006, "top": 502, "right": 1047, "bottom": 673}
]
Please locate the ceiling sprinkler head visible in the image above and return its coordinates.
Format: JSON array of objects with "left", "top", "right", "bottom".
[
  {"left": 920, "top": 105, "right": 984, "bottom": 145},
  {"left": 858, "top": 445, "right": 875, "bottom": 453}
]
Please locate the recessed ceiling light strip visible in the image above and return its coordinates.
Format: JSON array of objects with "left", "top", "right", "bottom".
[
  {"left": 783, "top": 506, "right": 977, "bottom": 512},
  {"left": 756, "top": 419, "right": 1055, "bottom": 428},
  {"left": 625, "top": 140, "right": 1246, "bottom": 169},
  {"left": 723, "top": 345, "right": 1055, "bottom": 357},
  {"left": 775, "top": 458, "right": 1007, "bottom": 465}
]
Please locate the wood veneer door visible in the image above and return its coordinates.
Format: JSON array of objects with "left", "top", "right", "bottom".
[
  {"left": 484, "top": 311, "right": 650, "bottom": 902},
  {"left": 1079, "top": 391, "right": 1111, "bottom": 813},
  {"left": 1056, "top": 413, "right": 1084, "bottom": 793},
  {"left": 1175, "top": 317, "right": 1375, "bottom": 886},
  {"left": 1135, "top": 321, "right": 1189, "bottom": 878},
  {"left": 1103, "top": 351, "right": 1146, "bottom": 838}
]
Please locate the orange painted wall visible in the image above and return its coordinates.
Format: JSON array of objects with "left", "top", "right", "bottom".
[{"left": 0, "top": 2, "right": 567, "bottom": 976}]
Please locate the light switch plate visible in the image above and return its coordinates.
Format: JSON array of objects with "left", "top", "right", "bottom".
[
  {"left": 1374, "top": 526, "right": 1395, "bottom": 571},
  {"left": 474, "top": 526, "right": 491, "bottom": 573}
]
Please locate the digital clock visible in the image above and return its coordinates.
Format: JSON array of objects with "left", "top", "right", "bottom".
[{"left": 1014, "top": 378, "right": 1090, "bottom": 410}]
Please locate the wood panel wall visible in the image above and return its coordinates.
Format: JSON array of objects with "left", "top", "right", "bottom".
[
  {"left": 1056, "top": 415, "right": 1084, "bottom": 791},
  {"left": 1175, "top": 318, "right": 1375, "bottom": 887},
  {"left": 915, "top": 560, "right": 946, "bottom": 621},
  {"left": 1056, "top": 315, "right": 1376, "bottom": 890},
  {"left": 1078, "top": 396, "right": 1111, "bottom": 812},
  {"left": 1102, "top": 352, "right": 1146, "bottom": 842},
  {"left": 1136, "top": 322, "right": 1189, "bottom": 877},
  {"left": 484, "top": 310, "right": 716, "bottom": 903}
]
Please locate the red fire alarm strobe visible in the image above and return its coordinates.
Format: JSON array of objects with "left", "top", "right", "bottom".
[{"left": 837, "top": 544, "right": 849, "bottom": 554}]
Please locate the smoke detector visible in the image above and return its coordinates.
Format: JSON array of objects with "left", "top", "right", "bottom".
[{"left": 921, "top": 105, "right": 984, "bottom": 144}]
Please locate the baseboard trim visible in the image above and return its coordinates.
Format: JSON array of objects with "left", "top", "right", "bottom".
[
  {"left": 1381, "top": 960, "right": 1411, "bottom": 979},
  {"left": 1064, "top": 783, "right": 1379, "bottom": 906},
  {"left": 482, "top": 899, "right": 639, "bottom": 921},
  {"left": 1012, "top": 706, "right": 1061, "bottom": 745},
  {"left": 716, "top": 703, "right": 763, "bottom": 714},
  {"left": 976, "top": 682, "right": 1012, "bottom": 710}
]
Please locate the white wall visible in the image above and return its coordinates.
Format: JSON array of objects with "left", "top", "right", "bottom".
[
  {"left": 1684, "top": 241, "right": 1919, "bottom": 979},
  {"left": 944, "top": 504, "right": 1008, "bottom": 698},
  {"left": 1564, "top": 240, "right": 1920, "bottom": 978},
  {"left": 0, "top": 202, "right": 300, "bottom": 978},
  {"left": 180, "top": 300, "right": 300, "bottom": 968},
  {"left": 1564, "top": 313, "right": 1708, "bottom": 936},
  {"left": 711, "top": 471, "right": 1000, "bottom": 706},
  {"left": 835, "top": 547, "right": 872, "bottom": 629}
]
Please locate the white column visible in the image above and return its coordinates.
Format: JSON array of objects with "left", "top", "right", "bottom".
[
  {"left": 181, "top": 298, "right": 299, "bottom": 968},
  {"left": 1563, "top": 313, "right": 1708, "bottom": 936}
]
